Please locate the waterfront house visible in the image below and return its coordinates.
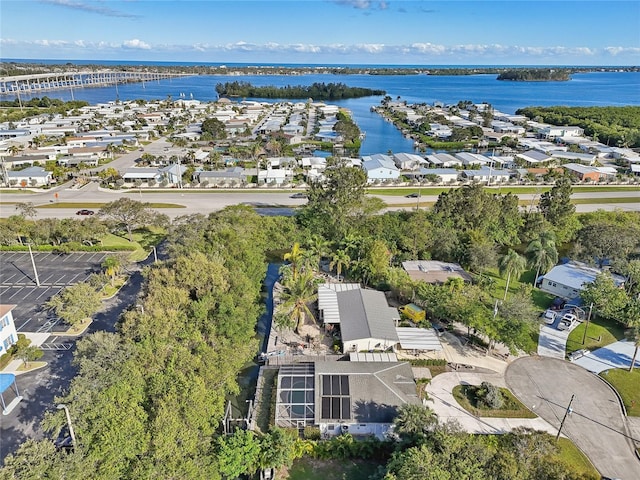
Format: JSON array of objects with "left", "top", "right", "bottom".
[{"left": 361, "top": 154, "right": 400, "bottom": 183}]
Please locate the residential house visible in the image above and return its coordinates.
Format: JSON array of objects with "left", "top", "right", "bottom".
[
  {"left": 462, "top": 166, "right": 511, "bottom": 183},
  {"left": 426, "top": 153, "right": 461, "bottom": 168},
  {"left": 361, "top": 154, "right": 401, "bottom": 183},
  {"left": 273, "top": 360, "right": 421, "bottom": 440},
  {"left": 193, "top": 167, "right": 248, "bottom": 185},
  {"left": 392, "top": 152, "right": 427, "bottom": 171},
  {"left": 538, "top": 261, "right": 625, "bottom": 299},
  {"left": 514, "top": 150, "right": 552, "bottom": 165},
  {"left": 550, "top": 151, "right": 597, "bottom": 165},
  {"left": 403, "top": 168, "right": 459, "bottom": 184},
  {"left": 402, "top": 260, "right": 472, "bottom": 284},
  {"left": 562, "top": 163, "right": 613, "bottom": 182},
  {"left": 455, "top": 152, "right": 488, "bottom": 167},
  {"left": 6, "top": 166, "right": 52, "bottom": 187},
  {"left": 317, "top": 283, "right": 399, "bottom": 354}
]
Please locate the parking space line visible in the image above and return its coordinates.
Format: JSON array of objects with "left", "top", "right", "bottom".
[
  {"left": 67, "top": 273, "right": 83, "bottom": 284},
  {"left": 7, "top": 288, "right": 26, "bottom": 299}
]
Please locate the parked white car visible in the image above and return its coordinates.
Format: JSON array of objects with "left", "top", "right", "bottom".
[
  {"left": 557, "top": 313, "right": 578, "bottom": 331},
  {"left": 541, "top": 310, "right": 556, "bottom": 324}
]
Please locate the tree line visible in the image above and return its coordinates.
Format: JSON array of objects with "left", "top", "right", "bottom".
[
  {"left": 215, "top": 81, "right": 385, "bottom": 100},
  {"left": 516, "top": 105, "right": 640, "bottom": 148},
  {"left": 497, "top": 69, "right": 571, "bottom": 81}
]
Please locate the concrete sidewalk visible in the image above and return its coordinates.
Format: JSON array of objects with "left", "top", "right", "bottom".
[{"left": 425, "top": 371, "right": 557, "bottom": 435}]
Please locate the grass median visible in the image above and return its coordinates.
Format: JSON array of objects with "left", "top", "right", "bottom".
[{"left": 599, "top": 368, "right": 640, "bottom": 416}]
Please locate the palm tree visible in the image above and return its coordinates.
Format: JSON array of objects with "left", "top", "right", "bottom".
[
  {"left": 626, "top": 317, "right": 640, "bottom": 372},
  {"left": 101, "top": 255, "right": 122, "bottom": 287},
  {"left": 305, "top": 234, "right": 330, "bottom": 269},
  {"left": 392, "top": 404, "right": 437, "bottom": 442},
  {"left": 329, "top": 249, "right": 351, "bottom": 281},
  {"left": 283, "top": 242, "right": 304, "bottom": 280},
  {"left": 498, "top": 249, "right": 527, "bottom": 300},
  {"left": 279, "top": 270, "right": 318, "bottom": 334},
  {"left": 525, "top": 232, "right": 558, "bottom": 286}
]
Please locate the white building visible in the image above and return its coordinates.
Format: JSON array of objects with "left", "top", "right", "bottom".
[
  {"left": 0, "top": 305, "right": 18, "bottom": 354},
  {"left": 538, "top": 262, "right": 625, "bottom": 299},
  {"left": 362, "top": 154, "right": 401, "bottom": 183}
]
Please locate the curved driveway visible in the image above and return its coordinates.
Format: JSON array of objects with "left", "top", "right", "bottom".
[{"left": 506, "top": 357, "right": 640, "bottom": 480}]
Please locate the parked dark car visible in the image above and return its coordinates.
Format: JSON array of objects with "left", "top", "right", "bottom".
[
  {"left": 290, "top": 192, "right": 307, "bottom": 199},
  {"left": 76, "top": 209, "right": 95, "bottom": 215}
]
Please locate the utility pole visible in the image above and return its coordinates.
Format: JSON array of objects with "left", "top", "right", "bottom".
[
  {"left": 581, "top": 303, "right": 594, "bottom": 345},
  {"left": 556, "top": 394, "right": 575, "bottom": 441}
]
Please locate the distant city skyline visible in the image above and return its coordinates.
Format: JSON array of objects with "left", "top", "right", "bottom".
[{"left": 2, "top": 0, "right": 639, "bottom": 66}]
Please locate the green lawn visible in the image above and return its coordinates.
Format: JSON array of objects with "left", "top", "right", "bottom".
[
  {"left": 566, "top": 316, "right": 626, "bottom": 354},
  {"left": 599, "top": 368, "right": 640, "bottom": 416},
  {"left": 283, "top": 458, "right": 383, "bottom": 480},
  {"left": 100, "top": 227, "right": 165, "bottom": 262},
  {"left": 368, "top": 185, "right": 638, "bottom": 196},
  {"left": 452, "top": 385, "right": 537, "bottom": 418},
  {"left": 0, "top": 189, "right": 34, "bottom": 194},
  {"left": 555, "top": 438, "right": 600, "bottom": 479}
]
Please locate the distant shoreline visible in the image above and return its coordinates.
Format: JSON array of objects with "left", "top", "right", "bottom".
[{"left": 2, "top": 60, "right": 639, "bottom": 78}]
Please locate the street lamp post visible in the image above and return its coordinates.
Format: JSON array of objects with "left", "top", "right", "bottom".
[
  {"left": 27, "top": 243, "right": 40, "bottom": 286},
  {"left": 57, "top": 404, "right": 77, "bottom": 448}
]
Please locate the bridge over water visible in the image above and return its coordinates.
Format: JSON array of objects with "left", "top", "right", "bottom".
[{"left": 0, "top": 71, "right": 190, "bottom": 96}]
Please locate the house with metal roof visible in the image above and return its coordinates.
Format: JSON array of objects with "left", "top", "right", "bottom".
[
  {"left": 361, "top": 154, "right": 400, "bottom": 183},
  {"left": 392, "top": 152, "right": 427, "bottom": 171},
  {"left": 318, "top": 283, "right": 399, "bottom": 353},
  {"left": 6, "top": 166, "right": 53, "bottom": 187},
  {"left": 538, "top": 261, "right": 625, "bottom": 299},
  {"left": 402, "top": 260, "right": 472, "bottom": 284}
]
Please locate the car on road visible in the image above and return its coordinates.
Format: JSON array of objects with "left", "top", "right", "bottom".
[
  {"left": 76, "top": 209, "right": 95, "bottom": 215},
  {"left": 405, "top": 192, "right": 421, "bottom": 198},
  {"left": 290, "top": 192, "right": 307, "bottom": 199}
]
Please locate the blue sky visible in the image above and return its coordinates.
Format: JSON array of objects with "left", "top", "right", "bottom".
[{"left": 2, "top": 0, "right": 639, "bottom": 65}]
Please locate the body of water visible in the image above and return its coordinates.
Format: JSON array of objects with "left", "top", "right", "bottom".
[{"left": 8, "top": 71, "right": 640, "bottom": 156}]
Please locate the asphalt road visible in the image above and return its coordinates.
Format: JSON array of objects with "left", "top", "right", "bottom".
[
  {"left": 505, "top": 357, "right": 640, "bottom": 480},
  {"left": 2, "top": 181, "right": 639, "bottom": 220}
]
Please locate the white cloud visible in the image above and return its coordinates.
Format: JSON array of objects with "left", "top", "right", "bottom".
[
  {"left": 3, "top": 38, "right": 639, "bottom": 63},
  {"left": 122, "top": 39, "right": 151, "bottom": 50}
]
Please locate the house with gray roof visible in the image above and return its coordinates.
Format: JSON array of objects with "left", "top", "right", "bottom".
[
  {"left": 273, "top": 360, "right": 420, "bottom": 439},
  {"left": 538, "top": 261, "right": 625, "bottom": 299},
  {"left": 361, "top": 154, "right": 400, "bottom": 183},
  {"left": 6, "top": 166, "right": 52, "bottom": 187},
  {"left": 318, "top": 283, "right": 399, "bottom": 354}
]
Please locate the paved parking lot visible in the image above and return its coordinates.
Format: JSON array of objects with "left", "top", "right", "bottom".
[{"left": 0, "top": 251, "right": 108, "bottom": 332}]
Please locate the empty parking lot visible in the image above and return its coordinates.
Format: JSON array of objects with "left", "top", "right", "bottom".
[{"left": 0, "top": 251, "right": 108, "bottom": 332}]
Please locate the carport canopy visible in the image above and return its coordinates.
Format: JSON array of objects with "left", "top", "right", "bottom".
[{"left": 396, "top": 327, "right": 443, "bottom": 351}]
